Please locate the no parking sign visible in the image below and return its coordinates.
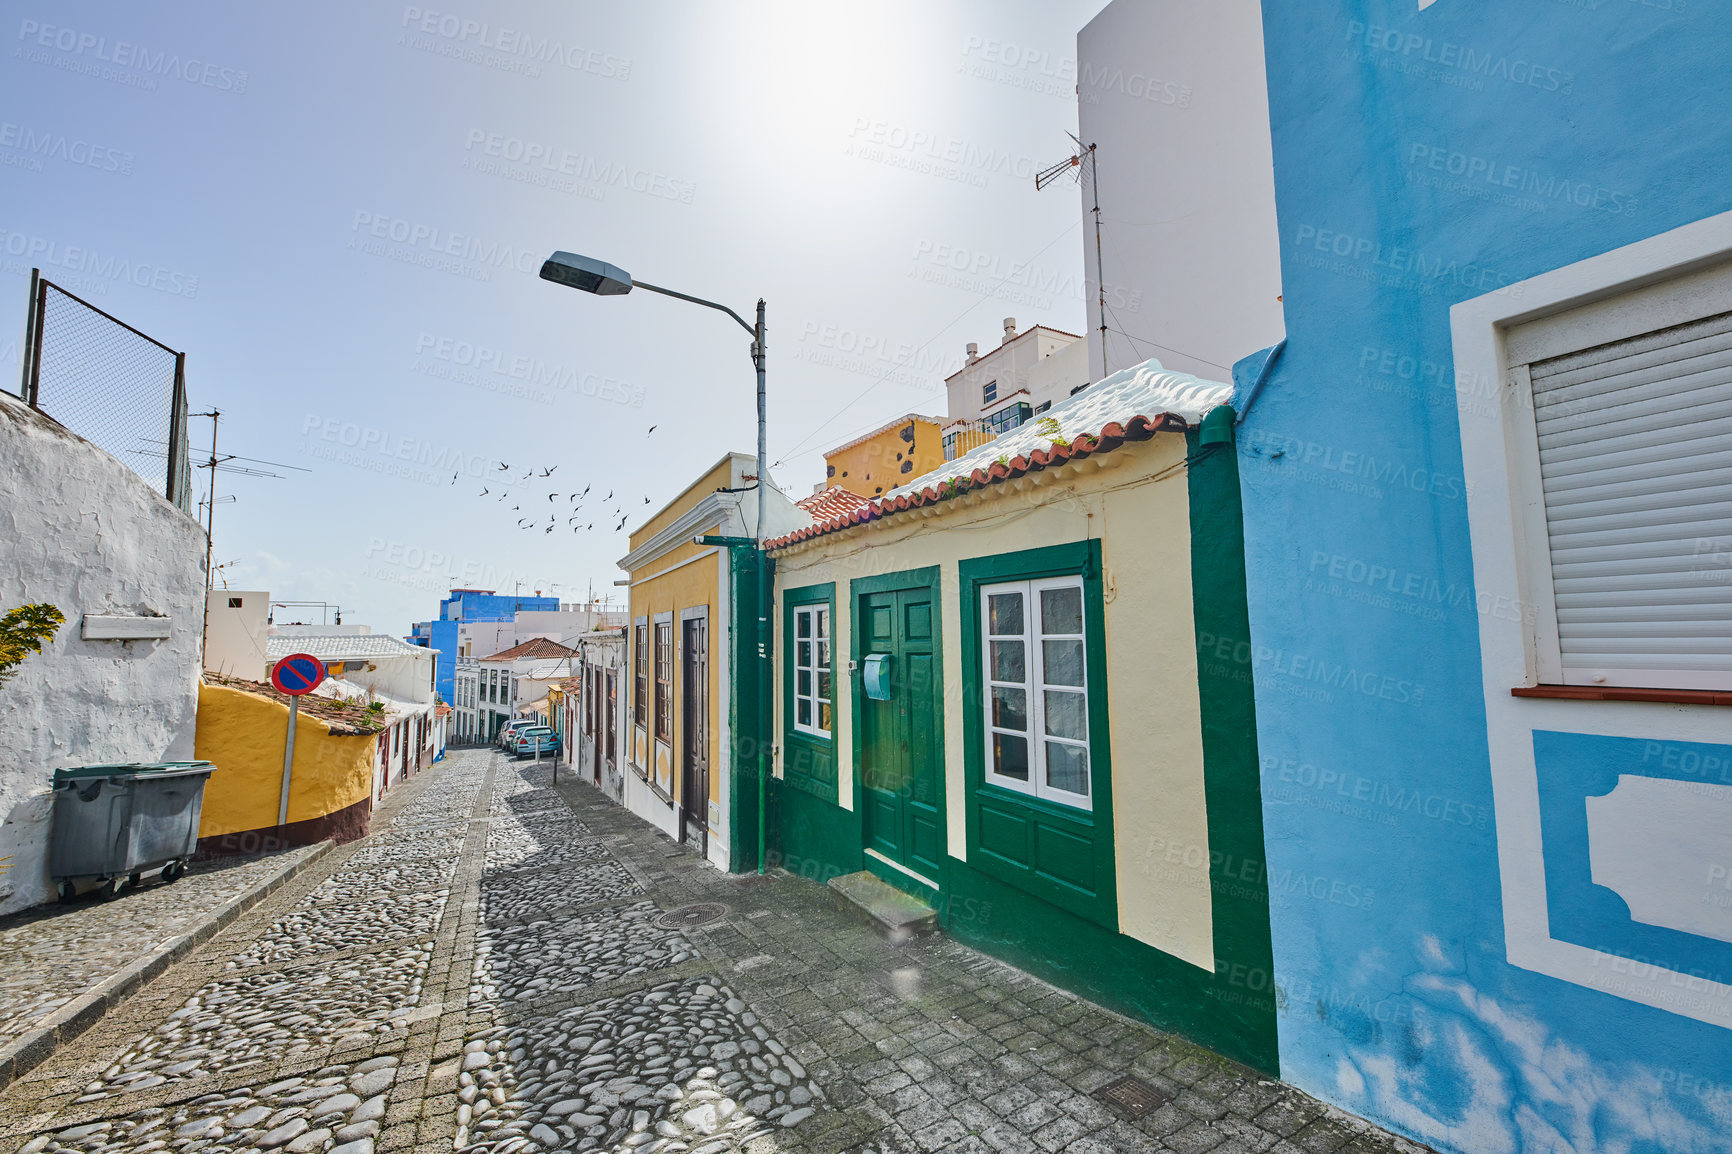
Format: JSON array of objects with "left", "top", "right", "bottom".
[{"left": 270, "top": 653, "right": 326, "bottom": 696}]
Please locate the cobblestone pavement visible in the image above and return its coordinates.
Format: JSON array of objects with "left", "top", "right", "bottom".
[
  {"left": 0, "top": 846, "right": 324, "bottom": 1053},
  {"left": 0, "top": 750, "right": 1432, "bottom": 1154}
]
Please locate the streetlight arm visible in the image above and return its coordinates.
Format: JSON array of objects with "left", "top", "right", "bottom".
[{"left": 630, "top": 279, "right": 756, "bottom": 339}]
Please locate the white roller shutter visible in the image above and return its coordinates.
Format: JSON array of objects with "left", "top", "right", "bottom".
[{"left": 1530, "top": 309, "right": 1732, "bottom": 683}]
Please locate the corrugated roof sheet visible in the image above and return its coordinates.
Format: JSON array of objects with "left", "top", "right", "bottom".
[
  {"left": 797, "top": 486, "right": 874, "bottom": 522},
  {"left": 264, "top": 633, "right": 427, "bottom": 661},
  {"left": 768, "top": 359, "right": 1231, "bottom": 550}
]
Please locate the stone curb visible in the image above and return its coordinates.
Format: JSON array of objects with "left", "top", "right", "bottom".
[{"left": 0, "top": 839, "right": 337, "bottom": 1094}]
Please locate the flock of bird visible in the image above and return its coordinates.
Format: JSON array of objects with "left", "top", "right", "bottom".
[{"left": 453, "top": 426, "right": 659, "bottom": 537}]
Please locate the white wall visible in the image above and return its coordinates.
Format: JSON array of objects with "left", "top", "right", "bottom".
[
  {"left": 203, "top": 590, "right": 269, "bottom": 677},
  {"left": 1077, "top": 0, "right": 1284, "bottom": 382},
  {"left": 944, "top": 326, "right": 1080, "bottom": 423},
  {"left": 0, "top": 393, "right": 207, "bottom": 913}
]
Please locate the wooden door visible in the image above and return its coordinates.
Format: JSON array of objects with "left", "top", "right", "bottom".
[
  {"left": 605, "top": 670, "right": 618, "bottom": 779},
  {"left": 859, "top": 587, "right": 942, "bottom": 882},
  {"left": 681, "top": 616, "right": 710, "bottom": 840}
]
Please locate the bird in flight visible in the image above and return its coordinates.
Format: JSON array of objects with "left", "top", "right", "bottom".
[
  {"left": 451, "top": 472, "right": 458, "bottom": 485},
  {"left": 497, "top": 462, "right": 510, "bottom": 472},
  {"left": 647, "top": 425, "right": 657, "bottom": 436},
  {"left": 605, "top": 490, "right": 613, "bottom": 500},
  {"left": 541, "top": 466, "right": 557, "bottom": 477},
  {"left": 643, "top": 496, "right": 651, "bottom": 505},
  {"left": 581, "top": 485, "right": 591, "bottom": 497},
  {"left": 479, "top": 487, "right": 489, "bottom": 497},
  {"left": 549, "top": 493, "right": 557, "bottom": 502}
]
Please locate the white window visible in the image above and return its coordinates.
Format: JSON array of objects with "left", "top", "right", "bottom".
[
  {"left": 980, "top": 577, "right": 1090, "bottom": 806},
  {"left": 1504, "top": 264, "right": 1732, "bottom": 690},
  {"left": 792, "top": 605, "right": 832, "bottom": 737}
]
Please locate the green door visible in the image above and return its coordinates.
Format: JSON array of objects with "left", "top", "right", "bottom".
[{"left": 858, "top": 586, "right": 943, "bottom": 885}]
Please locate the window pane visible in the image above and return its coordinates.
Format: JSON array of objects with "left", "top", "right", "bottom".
[
  {"left": 817, "top": 671, "right": 832, "bottom": 701},
  {"left": 1041, "top": 585, "right": 1083, "bottom": 635},
  {"left": 816, "top": 608, "right": 829, "bottom": 640},
  {"left": 797, "top": 611, "right": 812, "bottom": 639},
  {"left": 1043, "top": 690, "right": 1088, "bottom": 741},
  {"left": 988, "top": 591, "right": 1024, "bottom": 636},
  {"left": 817, "top": 640, "right": 830, "bottom": 672},
  {"left": 1046, "top": 742, "right": 1089, "bottom": 795},
  {"left": 993, "top": 733, "right": 1029, "bottom": 781},
  {"left": 990, "top": 640, "right": 1025, "bottom": 683},
  {"left": 818, "top": 700, "right": 833, "bottom": 731},
  {"left": 797, "top": 670, "right": 812, "bottom": 697},
  {"left": 797, "top": 640, "right": 812, "bottom": 670},
  {"left": 797, "top": 700, "right": 812, "bottom": 726},
  {"left": 990, "top": 686, "right": 1027, "bottom": 731},
  {"left": 1042, "top": 639, "right": 1085, "bottom": 687}
]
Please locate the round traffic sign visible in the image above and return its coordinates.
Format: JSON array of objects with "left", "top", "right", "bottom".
[{"left": 271, "top": 653, "right": 327, "bottom": 696}]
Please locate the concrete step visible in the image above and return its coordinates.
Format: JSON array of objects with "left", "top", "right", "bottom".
[{"left": 827, "top": 870, "right": 937, "bottom": 941}]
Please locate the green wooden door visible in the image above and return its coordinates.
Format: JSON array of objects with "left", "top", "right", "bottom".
[{"left": 859, "top": 587, "right": 943, "bottom": 883}]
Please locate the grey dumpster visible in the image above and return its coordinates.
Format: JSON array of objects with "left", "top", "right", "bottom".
[{"left": 49, "top": 761, "right": 216, "bottom": 902}]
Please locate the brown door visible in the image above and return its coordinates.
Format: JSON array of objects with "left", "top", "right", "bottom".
[
  {"left": 605, "top": 670, "right": 618, "bottom": 780},
  {"left": 589, "top": 664, "right": 603, "bottom": 783},
  {"left": 681, "top": 615, "right": 709, "bottom": 846}
]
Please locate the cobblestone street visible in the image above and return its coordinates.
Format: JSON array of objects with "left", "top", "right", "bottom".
[{"left": 0, "top": 751, "right": 1428, "bottom": 1154}]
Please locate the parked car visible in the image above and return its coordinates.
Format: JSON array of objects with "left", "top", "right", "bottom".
[
  {"left": 496, "top": 720, "right": 535, "bottom": 749},
  {"left": 509, "top": 726, "right": 561, "bottom": 759}
]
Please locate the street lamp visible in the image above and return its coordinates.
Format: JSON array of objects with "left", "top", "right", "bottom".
[{"left": 540, "top": 250, "right": 772, "bottom": 873}]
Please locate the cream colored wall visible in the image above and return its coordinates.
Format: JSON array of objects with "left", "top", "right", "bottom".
[{"left": 770, "top": 434, "right": 1214, "bottom": 970}]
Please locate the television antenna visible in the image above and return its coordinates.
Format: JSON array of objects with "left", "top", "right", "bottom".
[{"left": 1036, "top": 133, "right": 1107, "bottom": 376}]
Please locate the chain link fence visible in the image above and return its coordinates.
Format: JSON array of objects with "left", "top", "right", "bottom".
[{"left": 14, "top": 270, "right": 191, "bottom": 512}]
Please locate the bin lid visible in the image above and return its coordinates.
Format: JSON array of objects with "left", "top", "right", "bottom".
[{"left": 51, "top": 761, "right": 216, "bottom": 785}]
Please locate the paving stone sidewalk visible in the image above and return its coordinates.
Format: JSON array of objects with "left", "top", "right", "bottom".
[
  {"left": 0, "top": 842, "right": 327, "bottom": 1080},
  {"left": 0, "top": 750, "right": 1433, "bottom": 1154}
]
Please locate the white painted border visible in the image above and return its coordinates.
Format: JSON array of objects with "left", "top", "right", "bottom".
[{"left": 1452, "top": 209, "right": 1732, "bottom": 1030}]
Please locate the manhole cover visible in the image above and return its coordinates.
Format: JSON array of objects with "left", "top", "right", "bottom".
[
  {"left": 1095, "top": 1075, "right": 1174, "bottom": 1119},
  {"left": 656, "top": 902, "right": 728, "bottom": 929}
]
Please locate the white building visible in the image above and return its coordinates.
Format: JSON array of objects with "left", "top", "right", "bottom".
[
  {"left": 202, "top": 590, "right": 270, "bottom": 678},
  {"left": 940, "top": 319, "right": 1091, "bottom": 458},
  {"left": 0, "top": 391, "right": 206, "bottom": 914},
  {"left": 474, "top": 637, "right": 579, "bottom": 742},
  {"left": 1075, "top": 0, "right": 1284, "bottom": 383}
]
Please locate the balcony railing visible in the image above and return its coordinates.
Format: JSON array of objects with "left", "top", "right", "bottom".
[{"left": 942, "top": 402, "right": 1032, "bottom": 460}]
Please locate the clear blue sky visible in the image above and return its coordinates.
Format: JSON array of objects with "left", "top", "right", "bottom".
[{"left": 3, "top": 0, "right": 1102, "bottom": 633}]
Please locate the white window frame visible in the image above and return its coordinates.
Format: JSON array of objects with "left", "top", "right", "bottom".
[
  {"left": 979, "top": 575, "right": 1091, "bottom": 808},
  {"left": 791, "top": 604, "right": 832, "bottom": 738},
  {"left": 1453, "top": 209, "right": 1732, "bottom": 1032},
  {"left": 1478, "top": 236, "right": 1732, "bottom": 692}
]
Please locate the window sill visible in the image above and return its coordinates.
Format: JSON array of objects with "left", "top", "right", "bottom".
[{"left": 1511, "top": 685, "right": 1732, "bottom": 706}]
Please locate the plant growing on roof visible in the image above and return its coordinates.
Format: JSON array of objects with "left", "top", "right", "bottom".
[
  {"left": 0, "top": 604, "right": 64, "bottom": 689},
  {"left": 1035, "top": 415, "right": 1069, "bottom": 448}
]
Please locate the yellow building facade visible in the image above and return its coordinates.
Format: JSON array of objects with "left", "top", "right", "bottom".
[
  {"left": 194, "top": 678, "right": 383, "bottom": 852},
  {"left": 823, "top": 414, "right": 945, "bottom": 499}
]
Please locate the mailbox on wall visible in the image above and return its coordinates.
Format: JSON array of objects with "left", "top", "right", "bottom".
[{"left": 862, "top": 653, "right": 892, "bottom": 701}]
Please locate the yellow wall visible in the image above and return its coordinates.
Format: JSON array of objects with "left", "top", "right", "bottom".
[
  {"left": 194, "top": 683, "right": 377, "bottom": 837},
  {"left": 626, "top": 455, "right": 731, "bottom": 814},
  {"left": 771, "top": 435, "right": 1216, "bottom": 970},
  {"left": 825, "top": 417, "right": 946, "bottom": 499}
]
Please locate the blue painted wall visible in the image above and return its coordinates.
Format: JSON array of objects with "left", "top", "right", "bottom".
[
  {"left": 439, "top": 590, "right": 558, "bottom": 622},
  {"left": 410, "top": 618, "right": 460, "bottom": 707},
  {"left": 1243, "top": 2, "right": 1732, "bottom": 1150}
]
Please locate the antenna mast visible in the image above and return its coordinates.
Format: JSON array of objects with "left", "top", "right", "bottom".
[{"left": 1036, "top": 135, "right": 1108, "bottom": 376}]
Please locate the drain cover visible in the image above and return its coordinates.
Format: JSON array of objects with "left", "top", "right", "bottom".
[
  {"left": 1095, "top": 1075, "right": 1174, "bottom": 1119},
  {"left": 656, "top": 902, "right": 728, "bottom": 929}
]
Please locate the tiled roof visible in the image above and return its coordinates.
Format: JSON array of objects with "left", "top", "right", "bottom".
[
  {"left": 264, "top": 633, "right": 426, "bottom": 661},
  {"left": 479, "top": 637, "right": 578, "bottom": 662},
  {"left": 768, "top": 359, "right": 1232, "bottom": 550},
  {"left": 797, "top": 486, "right": 874, "bottom": 522}
]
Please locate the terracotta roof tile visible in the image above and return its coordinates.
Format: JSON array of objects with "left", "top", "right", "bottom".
[
  {"left": 796, "top": 486, "right": 874, "bottom": 522},
  {"left": 204, "top": 672, "right": 387, "bottom": 736},
  {"left": 479, "top": 637, "right": 579, "bottom": 662}
]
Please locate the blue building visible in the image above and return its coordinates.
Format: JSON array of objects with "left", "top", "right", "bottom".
[
  {"left": 1237, "top": 2, "right": 1732, "bottom": 1150},
  {"left": 408, "top": 588, "right": 560, "bottom": 708}
]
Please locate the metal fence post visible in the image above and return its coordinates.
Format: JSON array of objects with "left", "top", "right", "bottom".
[
  {"left": 166, "top": 352, "right": 190, "bottom": 512},
  {"left": 18, "top": 269, "right": 42, "bottom": 407}
]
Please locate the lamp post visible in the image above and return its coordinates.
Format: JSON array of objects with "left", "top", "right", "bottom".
[{"left": 540, "top": 252, "right": 771, "bottom": 874}]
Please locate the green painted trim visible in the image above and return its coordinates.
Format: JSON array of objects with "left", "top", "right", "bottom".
[
  {"left": 769, "top": 777, "right": 860, "bottom": 884},
  {"left": 1185, "top": 420, "right": 1278, "bottom": 1074},
  {"left": 781, "top": 582, "right": 838, "bottom": 805},
  {"left": 957, "top": 539, "right": 1117, "bottom": 931},
  {"left": 725, "top": 545, "right": 771, "bottom": 873},
  {"left": 848, "top": 565, "right": 946, "bottom": 902}
]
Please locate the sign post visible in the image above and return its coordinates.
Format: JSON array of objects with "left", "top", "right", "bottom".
[{"left": 270, "top": 654, "right": 327, "bottom": 828}]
